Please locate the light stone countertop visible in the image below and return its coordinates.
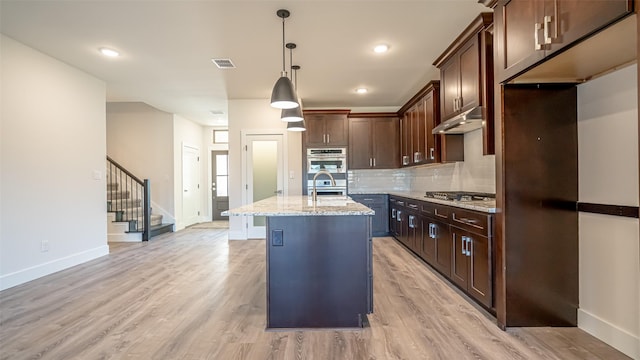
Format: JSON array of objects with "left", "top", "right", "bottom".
[
  {"left": 222, "top": 195, "right": 375, "bottom": 217},
  {"left": 349, "top": 190, "right": 497, "bottom": 213}
]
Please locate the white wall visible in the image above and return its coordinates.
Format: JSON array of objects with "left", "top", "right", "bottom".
[
  {"left": 173, "top": 114, "right": 205, "bottom": 230},
  {"left": 227, "top": 99, "right": 303, "bottom": 239},
  {"left": 577, "top": 64, "right": 639, "bottom": 359},
  {"left": 0, "top": 35, "right": 109, "bottom": 290},
  {"left": 106, "top": 102, "right": 175, "bottom": 223}
]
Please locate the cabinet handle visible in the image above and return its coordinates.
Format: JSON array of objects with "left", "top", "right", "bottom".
[
  {"left": 534, "top": 22, "right": 543, "bottom": 50},
  {"left": 408, "top": 215, "right": 414, "bottom": 228},
  {"left": 391, "top": 208, "right": 396, "bottom": 218},
  {"left": 430, "top": 148, "right": 435, "bottom": 160},
  {"left": 370, "top": 158, "right": 373, "bottom": 167},
  {"left": 453, "top": 98, "right": 457, "bottom": 112},
  {"left": 397, "top": 210, "right": 402, "bottom": 222},
  {"left": 466, "top": 236, "right": 472, "bottom": 257},
  {"left": 543, "top": 15, "right": 553, "bottom": 45},
  {"left": 373, "top": 158, "right": 376, "bottom": 167},
  {"left": 461, "top": 236, "right": 466, "bottom": 255},
  {"left": 429, "top": 223, "right": 436, "bottom": 239},
  {"left": 327, "top": 134, "right": 330, "bottom": 143}
]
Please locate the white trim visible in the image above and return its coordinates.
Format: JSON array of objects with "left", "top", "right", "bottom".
[
  {"left": 107, "top": 233, "right": 142, "bottom": 242},
  {"left": 0, "top": 245, "right": 110, "bottom": 291},
  {"left": 578, "top": 308, "right": 640, "bottom": 359},
  {"left": 240, "top": 129, "right": 288, "bottom": 239}
]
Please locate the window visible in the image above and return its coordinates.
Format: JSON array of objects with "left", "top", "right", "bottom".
[
  {"left": 213, "top": 130, "right": 228, "bottom": 144},
  {"left": 216, "top": 154, "right": 229, "bottom": 197}
]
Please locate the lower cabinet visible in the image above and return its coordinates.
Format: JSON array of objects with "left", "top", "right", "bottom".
[
  {"left": 451, "top": 227, "right": 492, "bottom": 308},
  {"left": 350, "top": 194, "right": 389, "bottom": 236},
  {"left": 425, "top": 218, "right": 452, "bottom": 277},
  {"left": 389, "top": 195, "right": 494, "bottom": 311}
]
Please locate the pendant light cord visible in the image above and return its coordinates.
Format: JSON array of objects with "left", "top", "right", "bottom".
[{"left": 282, "top": 18, "right": 286, "bottom": 73}]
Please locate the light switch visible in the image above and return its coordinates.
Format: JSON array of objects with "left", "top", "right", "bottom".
[
  {"left": 93, "top": 170, "right": 102, "bottom": 180},
  {"left": 271, "top": 229, "right": 284, "bottom": 246},
  {"left": 289, "top": 171, "right": 295, "bottom": 179}
]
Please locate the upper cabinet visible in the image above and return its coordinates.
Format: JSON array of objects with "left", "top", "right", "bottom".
[
  {"left": 303, "top": 110, "right": 350, "bottom": 147},
  {"left": 398, "top": 81, "right": 445, "bottom": 166},
  {"left": 433, "top": 13, "right": 494, "bottom": 156},
  {"left": 439, "top": 37, "right": 481, "bottom": 121},
  {"left": 493, "top": 0, "right": 634, "bottom": 83},
  {"left": 348, "top": 114, "right": 399, "bottom": 170}
]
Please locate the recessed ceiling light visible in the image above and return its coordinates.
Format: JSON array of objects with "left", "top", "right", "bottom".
[
  {"left": 373, "top": 44, "right": 389, "bottom": 53},
  {"left": 356, "top": 88, "right": 368, "bottom": 94},
  {"left": 99, "top": 47, "right": 120, "bottom": 57}
]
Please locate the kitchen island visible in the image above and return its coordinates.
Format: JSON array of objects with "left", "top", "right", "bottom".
[{"left": 224, "top": 195, "right": 375, "bottom": 329}]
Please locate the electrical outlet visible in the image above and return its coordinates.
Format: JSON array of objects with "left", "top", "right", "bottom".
[{"left": 41, "top": 239, "right": 49, "bottom": 252}]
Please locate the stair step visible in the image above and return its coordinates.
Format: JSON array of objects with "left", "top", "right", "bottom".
[
  {"left": 149, "top": 223, "right": 174, "bottom": 238},
  {"left": 107, "top": 190, "right": 130, "bottom": 200},
  {"left": 107, "top": 198, "right": 142, "bottom": 211}
]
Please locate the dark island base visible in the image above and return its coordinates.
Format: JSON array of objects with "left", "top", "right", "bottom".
[{"left": 266, "top": 215, "right": 373, "bottom": 329}]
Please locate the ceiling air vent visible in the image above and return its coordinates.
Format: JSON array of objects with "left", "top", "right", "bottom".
[{"left": 211, "top": 58, "right": 236, "bottom": 69}]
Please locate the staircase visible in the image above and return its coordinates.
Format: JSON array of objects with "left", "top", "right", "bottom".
[{"left": 106, "top": 157, "right": 173, "bottom": 242}]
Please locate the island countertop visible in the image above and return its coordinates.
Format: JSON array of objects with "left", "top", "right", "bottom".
[{"left": 222, "top": 195, "right": 375, "bottom": 217}]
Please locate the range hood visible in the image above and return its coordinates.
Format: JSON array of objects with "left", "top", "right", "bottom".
[{"left": 432, "top": 106, "right": 484, "bottom": 134}]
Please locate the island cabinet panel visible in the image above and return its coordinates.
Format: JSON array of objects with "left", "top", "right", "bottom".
[
  {"left": 348, "top": 115, "right": 399, "bottom": 169},
  {"left": 266, "top": 215, "right": 372, "bottom": 329},
  {"left": 494, "top": 0, "right": 634, "bottom": 82},
  {"left": 350, "top": 194, "right": 389, "bottom": 236},
  {"left": 303, "top": 110, "right": 349, "bottom": 147}
]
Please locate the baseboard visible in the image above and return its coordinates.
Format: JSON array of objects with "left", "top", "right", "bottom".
[
  {"left": 228, "top": 230, "right": 247, "bottom": 240},
  {"left": 578, "top": 308, "right": 640, "bottom": 359},
  {"left": 107, "top": 232, "right": 142, "bottom": 242},
  {"left": 0, "top": 245, "right": 110, "bottom": 291}
]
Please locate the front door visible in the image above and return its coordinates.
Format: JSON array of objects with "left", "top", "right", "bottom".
[
  {"left": 245, "top": 134, "right": 284, "bottom": 239},
  {"left": 211, "top": 150, "right": 229, "bottom": 220}
]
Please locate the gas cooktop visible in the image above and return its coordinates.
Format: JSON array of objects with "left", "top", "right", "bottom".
[{"left": 424, "top": 191, "right": 495, "bottom": 202}]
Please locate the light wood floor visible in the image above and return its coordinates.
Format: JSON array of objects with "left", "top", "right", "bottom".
[{"left": 0, "top": 229, "right": 630, "bottom": 360}]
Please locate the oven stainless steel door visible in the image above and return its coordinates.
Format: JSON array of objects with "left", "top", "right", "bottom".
[{"left": 307, "top": 148, "right": 347, "bottom": 174}]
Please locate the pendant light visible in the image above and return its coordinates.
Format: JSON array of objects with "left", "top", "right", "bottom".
[
  {"left": 270, "top": 9, "right": 299, "bottom": 109},
  {"left": 287, "top": 65, "right": 306, "bottom": 132},
  {"left": 281, "top": 43, "right": 304, "bottom": 123}
]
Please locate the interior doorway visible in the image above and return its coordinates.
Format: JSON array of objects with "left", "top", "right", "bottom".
[
  {"left": 211, "top": 150, "right": 229, "bottom": 220},
  {"left": 182, "top": 144, "right": 201, "bottom": 227},
  {"left": 244, "top": 133, "right": 285, "bottom": 239}
]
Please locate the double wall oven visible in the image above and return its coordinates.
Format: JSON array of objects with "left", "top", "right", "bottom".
[{"left": 306, "top": 148, "right": 347, "bottom": 196}]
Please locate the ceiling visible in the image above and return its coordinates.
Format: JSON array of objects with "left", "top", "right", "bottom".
[{"left": 0, "top": 1, "right": 489, "bottom": 126}]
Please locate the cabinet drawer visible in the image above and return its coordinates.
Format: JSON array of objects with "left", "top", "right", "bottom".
[
  {"left": 421, "top": 202, "right": 451, "bottom": 221},
  {"left": 405, "top": 199, "right": 420, "bottom": 212},
  {"left": 450, "top": 208, "right": 492, "bottom": 237},
  {"left": 351, "top": 194, "right": 386, "bottom": 205}
]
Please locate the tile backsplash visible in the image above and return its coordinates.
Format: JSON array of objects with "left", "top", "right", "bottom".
[{"left": 349, "top": 129, "right": 496, "bottom": 194}]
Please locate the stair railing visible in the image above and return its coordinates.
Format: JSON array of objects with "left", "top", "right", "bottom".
[{"left": 106, "top": 156, "right": 151, "bottom": 241}]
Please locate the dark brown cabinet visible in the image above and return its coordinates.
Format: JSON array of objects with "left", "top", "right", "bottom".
[
  {"left": 303, "top": 110, "right": 349, "bottom": 147},
  {"left": 398, "top": 81, "right": 441, "bottom": 166},
  {"left": 389, "top": 195, "right": 494, "bottom": 311},
  {"left": 439, "top": 37, "right": 481, "bottom": 121},
  {"left": 348, "top": 114, "right": 399, "bottom": 169},
  {"left": 451, "top": 227, "right": 492, "bottom": 308},
  {"left": 433, "top": 13, "right": 494, "bottom": 157},
  {"left": 493, "top": 0, "right": 633, "bottom": 82}
]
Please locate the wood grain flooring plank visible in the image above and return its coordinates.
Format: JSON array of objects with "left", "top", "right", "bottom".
[{"left": 0, "top": 232, "right": 632, "bottom": 360}]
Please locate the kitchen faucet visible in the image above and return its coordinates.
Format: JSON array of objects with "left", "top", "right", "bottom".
[{"left": 312, "top": 169, "right": 336, "bottom": 202}]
